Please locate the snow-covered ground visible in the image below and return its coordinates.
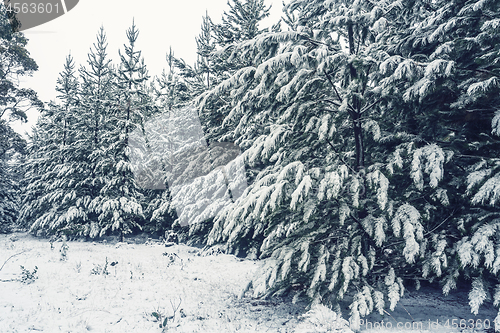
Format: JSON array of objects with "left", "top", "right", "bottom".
[{"left": 0, "top": 233, "right": 497, "bottom": 333}]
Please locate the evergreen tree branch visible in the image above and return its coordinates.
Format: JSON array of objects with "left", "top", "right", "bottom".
[
  {"left": 456, "top": 66, "right": 500, "bottom": 78},
  {"left": 323, "top": 70, "right": 356, "bottom": 116},
  {"left": 424, "top": 209, "right": 457, "bottom": 237},
  {"left": 360, "top": 97, "right": 383, "bottom": 115}
]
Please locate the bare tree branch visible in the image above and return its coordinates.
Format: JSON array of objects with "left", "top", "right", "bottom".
[{"left": 0, "top": 250, "right": 29, "bottom": 272}]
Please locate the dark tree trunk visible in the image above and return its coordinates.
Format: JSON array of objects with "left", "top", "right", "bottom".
[{"left": 347, "top": 21, "right": 364, "bottom": 171}]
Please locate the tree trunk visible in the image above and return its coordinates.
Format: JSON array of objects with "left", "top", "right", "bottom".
[{"left": 347, "top": 21, "right": 364, "bottom": 171}]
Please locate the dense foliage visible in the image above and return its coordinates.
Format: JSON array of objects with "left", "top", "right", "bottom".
[
  {"left": 0, "top": 4, "right": 41, "bottom": 233},
  {"left": 187, "top": 0, "right": 500, "bottom": 327},
  {"left": 11, "top": 0, "right": 500, "bottom": 329}
]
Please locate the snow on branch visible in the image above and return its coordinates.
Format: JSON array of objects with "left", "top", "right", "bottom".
[
  {"left": 467, "top": 77, "right": 499, "bottom": 97},
  {"left": 392, "top": 203, "right": 423, "bottom": 263},
  {"left": 469, "top": 277, "right": 487, "bottom": 315},
  {"left": 411, "top": 144, "right": 445, "bottom": 191},
  {"left": 472, "top": 172, "right": 500, "bottom": 206},
  {"left": 492, "top": 110, "right": 500, "bottom": 137},
  {"left": 290, "top": 175, "right": 312, "bottom": 210},
  {"left": 366, "top": 170, "right": 389, "bottom": 210}
]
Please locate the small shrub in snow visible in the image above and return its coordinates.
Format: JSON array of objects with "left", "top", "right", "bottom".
[
  {"left": 74, "top": 261, "right": 81, "bottom": 273},
  {"left": 150, "top": 298, "right": 182, "bottom": 330},
  {"left": 59, "top": 237, "right": 69, "bottom": 261},
  {"left": 151, "top": 310, "right": 169, "bottom": 330},
  {"left": 19, "top": 265, "right": 38, "bottom": 284},
  {"left": 163, "top": 252, "right": 184, "bottom": 268},
  {"left": 90, "top": 257, "right": 110, "bottom": 276},
  {"left": 90, "top": 264, "right": 101, "bottom": 275}
]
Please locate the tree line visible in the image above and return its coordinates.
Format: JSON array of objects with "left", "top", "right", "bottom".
[{"left": 2, "top": 0, "right": 500, "bottom": 326}]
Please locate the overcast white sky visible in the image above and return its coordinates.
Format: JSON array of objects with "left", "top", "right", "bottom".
[{"left": 11, "top": 0, "right": 285, "bottom": 136}]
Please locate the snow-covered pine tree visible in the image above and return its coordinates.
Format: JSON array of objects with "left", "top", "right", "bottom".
[
  {"left": 69, "top": 27, "right": 126, "bottom": 238},
  {"left": 381, "top": 0, "right": 500, "bottom": 324},
  {"left": 79, "top": 26, "right": 115, "bottom": 148},
  {"left": 193, "top": 0, "right": 500, "bottom": 325},
  {"left": 138, "top": 47, "right": 193, "bottom": 235},
  {"left": 0, "top": 120, "right": 25, "bottom": 233},
  {"left": 196, "top": 11, "right": 218, "bottom": 91},
  {"left": 186, "top": 0, "right": 473, "bottom": 324},
  {"left": 55, "top": 54, "right": 79, "bottom": 148},
  {"left": 139, "top": 1, "right": 277, "bottom": 241},
  {"left": 199, "top": 0, "right": 276, "bottom": 144},
  {"left": 19, "top": 102, "right": 68, "bottom": 234},
  {"left": 74, "top": 27, "right": 119, "bottom": 238},
  {"left": 0, "top": 2, "right": 42, "bottom": 123},
  {"left": 212, "top": 0, "right": 271, "bottom": 47},
  {"left": 22, "top": 28, "right": 124, "bottom": 239},
  {"left": 154, "top": 47, "right": 192, "bottom": 111},
  {"left": 20, "top": 55, "right": 84, "bottom": 236},
  {"left": 210, "top": 0, "right": 273, "bottom": 84},
  {"left": 89, "top": 21, "right": 148, "bottom": 241}
]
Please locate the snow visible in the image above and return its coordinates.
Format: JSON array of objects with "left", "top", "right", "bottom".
[
  {"left": 472, "top": 172, "right": 500, "bottom": 206},
  {"left": 1, "top": 233, "right": 499, "bottom": 333},
  {"left": 469, "top": 278, "right": 488, "bottom": 316},
  {"left": 492, "top": 111, "right": 500, "bottom": 137},
  {"left": 467, "top": 77, "right": 499, "bottom": 96},
  {"left": 290, "top": 175, "right": 312, "bottom": 210},
  {"left": 0, "top": 233, "right": 307, "bottom": 333},
  {"left": 411, "top": 144, "right": 445, "bottom": 190},
  {"left": 367, "top": 170, "right": 389, "bottom": 210}
]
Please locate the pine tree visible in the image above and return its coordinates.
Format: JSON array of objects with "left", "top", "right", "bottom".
[
  {"left": 154, "top": 47, "right": 191, "bottom": 111},
  {"left": 0, "top": 3, "right": 41, "bottom": 232},
  {"left": 186, "top": 0, "right": 500, "bottom": 325},
  {"left": 79, "top": 26, "right": 114, "bottom": 148},
  {"left": 21, "top": 28, "right": 116, "bottom": 238},
  {"left": 20, "top": 55, "right": 83, "bottom": 236},
  {"left": 19, "top": 103, "right": 65, "bottom": 233},
  {"left": 0, "top": 120, "right": 25, "bottom": 233},
  {"left": 385, "top": 0, "right": 500, "bottom": 323},
  {"left": 138, "top": 47, "right": 192, "bottom": 234},
  {"left": 186, "top": 0, "right": 487, "bottom": 324},
  {"left": 196, "top": 12, "right": 217, "bottom": 90},
  {"left": 70, "top": 26, "right": 119, "bottom": 238},
  {"left": 141, "top": 2, "right": 275, "bottom": 238},
  {"left": 212, "top": 0, "right": 271, "bottom": 47},
  {"left": 89, "top": 21, "right": 148, "bottom": 241},
  {"left": 0, "top": 3, "right": 42, "bottom": 123},
  {"left": 198, "top": 0, "right": 275, "bottom": 144}
]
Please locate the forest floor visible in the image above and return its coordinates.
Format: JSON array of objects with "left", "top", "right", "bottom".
[{"left": 0, "top": 232, "right": 497, "bottom": 333}]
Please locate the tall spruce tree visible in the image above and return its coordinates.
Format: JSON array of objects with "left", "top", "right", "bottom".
[
  {"left": 199, "top": 0, "right": 275, "bottom": 144},
  {"left": 77, "top": 27, "right": 118, "bottom": 237},
  {"left": 213, "top": 0, "right": 271, "bottom": 46},
  {"left": 196, "top": 12, "right": 217, "bottom": 90},
  {"left": 79, "top": 26, "right": 114, "bottom": 148},
  {"left": 22, "top": 28, "right": 118, "bottom": 238},
  {"left": 154, "top": 47, "right": 191, "bottom": 111},
  {"left": 89, "top": 21, "right": 148, "bottom": 241},
  {"left": 140, "top": 47, "right": 192, "bottom": 234},
  {"left": 0, "top": 3, "right": 41, "bottom": 123},
  {"left": 20, "top": 55, "right": 83, "bottom": 236}
]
